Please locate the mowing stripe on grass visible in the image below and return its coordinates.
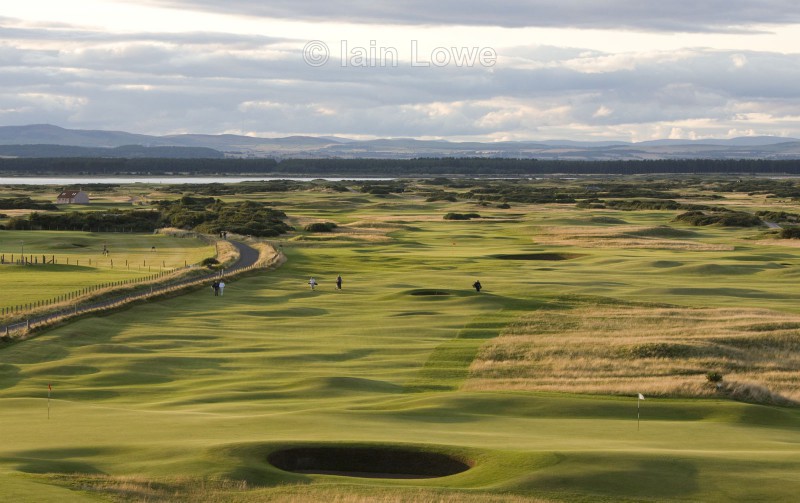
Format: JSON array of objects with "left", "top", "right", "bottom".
[{"left": 406, "top": 309, "right": 530, "bottom": 393}]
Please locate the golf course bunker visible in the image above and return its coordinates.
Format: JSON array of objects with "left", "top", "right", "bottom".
[
  {"left": 494, "top": 252, "right": 585, "bottom": 261},
  {"left": 268, "top": 446, "right": 471, "bottom": 479}
]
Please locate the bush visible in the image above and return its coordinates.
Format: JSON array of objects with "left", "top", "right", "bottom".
[
  {"left": 444, "top": 212, "right": 481, "bottom": 220},
  {"left": 780, "top": 227, "right": 800, "bottom": 239},
  {"left": 304, "top": 222, "right": 338, "bottom": 232},
  {"left": 674, "top": 210, "right": 762, "bottom": 227},
  {"left": 201, "top": 257, "right": 220, "bottom": 268},
  {"left": 706, "top": 371, "right": 724, "bottom": 383}
]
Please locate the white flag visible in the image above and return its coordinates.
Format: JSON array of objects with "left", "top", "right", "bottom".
[{"left": 638, "top": 393, "right": 645, "bottom": 400}]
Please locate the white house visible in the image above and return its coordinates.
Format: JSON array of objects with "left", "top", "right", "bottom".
[{"left": 56, "top": 189, "right": 90, "bottom": 204}]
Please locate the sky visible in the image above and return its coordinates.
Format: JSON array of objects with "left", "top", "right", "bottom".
[{"left": 3, "top": 0, "right": 800, "bottom": 142}]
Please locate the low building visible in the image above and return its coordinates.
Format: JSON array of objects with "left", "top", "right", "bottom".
[{"left": 56, "top": 189, "right": 90, "bottom": 204}]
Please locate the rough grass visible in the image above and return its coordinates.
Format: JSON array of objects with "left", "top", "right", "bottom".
[
  {"left": 534, "top": 225, "right": 734, "bottom": 250},
  {"left": 467, "top": 297, "right": 800, "bottom": 404},
  {"left": 44, "top": 474, "right": 551, "bottom": 503}
]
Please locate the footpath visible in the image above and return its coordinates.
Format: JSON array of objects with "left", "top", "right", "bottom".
[{"left": 2, "top": 240, "right": 276, "bottom": 338}]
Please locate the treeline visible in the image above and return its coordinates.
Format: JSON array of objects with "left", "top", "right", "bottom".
[
  {"left": 3, "top": 157, "right": 800, "bottom": 175},
  {"left": 8, "top": 209, "right": 162, "bottom": 232},
  {"left": 0, "top": 197, "right": 57, "bottom": 210},
  {"left": 6, "top": 197, "right": 292, "bottom": 237}
]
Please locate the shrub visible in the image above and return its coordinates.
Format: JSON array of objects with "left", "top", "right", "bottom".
[
  {"left": 444, "top": 212, "right": 481, "bottom": 220},
  {"left": 606, "top": 199, "right": 681, "bottom": 211},
  {"left": 304, "top": 222, "right": 338, "bottom": 232},
  {"left": 201, "top": 257, "right": 220, "bottom": 268},
  {"left": 706, "top": 371, "right": 724, "bottom": 384},
  {"left": 674, "top": 210, "right": 762, "bottom": 227},
  {"left": 780, "top": 227, "right": 800, "bottom": 239}
]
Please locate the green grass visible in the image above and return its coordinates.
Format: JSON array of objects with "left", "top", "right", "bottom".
[
  {"left": 0, "top": 230, "right": 214, "bottom": 308},
  {"left": 2, "top": 182, "right": 800, "bottom": 501}
]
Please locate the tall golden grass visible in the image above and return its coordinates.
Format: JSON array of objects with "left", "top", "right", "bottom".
[
  {"left": 466, "top": 298, "right": 800, "bottom": 405},
  {"left": 45, "top": 474, "right": 550, "bottom": 502},
  {"left": 533, "top": 225, "right": 734, "bottom": 251}
]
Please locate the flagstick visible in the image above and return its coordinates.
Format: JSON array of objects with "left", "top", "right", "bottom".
[
  {"left": 47, "top": 386, "right": 51, "bottom": 420},
  {"left": 637, "top": 395, "right": 640, "bottom": 431}
]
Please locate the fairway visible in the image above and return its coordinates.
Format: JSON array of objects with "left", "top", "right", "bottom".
[{"left": 2, "top": 180, "right": 800, "bottom": 501}]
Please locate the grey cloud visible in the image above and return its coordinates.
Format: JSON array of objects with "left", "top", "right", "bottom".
[
  {"left": 0, "top": 22, "right": 292, "bottom": 47},
  {"left": 4, "top": 20, "right": 800, "bottom": 139},
  {"left": 139, "top": 0, "right": 800, "bottom": 32}
]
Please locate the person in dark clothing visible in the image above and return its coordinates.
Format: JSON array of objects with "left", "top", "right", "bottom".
[
  {"left": 336, "top": 274, "right": 343, "bottom": 290},
  {"left": 212, "top": 280, "right": 220, "bottom": 296},
  {"left": 472, "top": 280, "right": 482, "bottom": 292}
]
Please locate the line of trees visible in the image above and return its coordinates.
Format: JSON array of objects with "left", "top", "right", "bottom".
[
  {"left": 3, "top": 157, "right": 800, "bottom": 175},
  {"left": 0, "top": 197, "right": 57, "bottom": 210}
]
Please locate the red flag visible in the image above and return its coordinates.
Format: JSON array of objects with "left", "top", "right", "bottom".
[{"left": 48, "top": 383, "right": 52, "bottom": 391}]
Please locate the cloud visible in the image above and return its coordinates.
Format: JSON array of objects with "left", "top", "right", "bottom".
[
  {"left": 3, "top": 10, "right": 800, "bottom": 141},
  {"left": 136, "top": 0, "right": 800, "bottom": 32}
]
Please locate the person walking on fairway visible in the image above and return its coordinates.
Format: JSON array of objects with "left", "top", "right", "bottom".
[
  {"left": 336, "top": 274, "right": 342, "bottom": 290},
  {"left": 218, "top": 280, "right": 226, "bottom": 296},
  {"left": 309, "top": 277, "right": 318, "bottom": 290},
  {"left": 472, "top": 280, "right": 482, "bottom": 292},
  {"left": 212, "top": 280, "right": 220, "bottom": 296}
]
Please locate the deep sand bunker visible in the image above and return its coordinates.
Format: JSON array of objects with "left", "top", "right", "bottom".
[{"left": 268, "top": 446, "right": 471, "bottom": 479}]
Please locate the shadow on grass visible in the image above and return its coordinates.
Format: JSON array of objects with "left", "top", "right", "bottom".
[
  {"left": 492, "top": 253, "right": 585, "bottom": 261},
  {"left": 0, "top": 363, "right": 21, "bottom": 390},
  {"left": 520, "top": 454, "right": 699, "bottom": 500},
  {"left": 7, "top": 447, "right": 119, "bottom": 475}
]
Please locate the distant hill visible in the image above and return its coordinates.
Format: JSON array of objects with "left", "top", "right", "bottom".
[
  {"left": 0, "top": 124, "right": 164, "bottom": 148},
  {"left": 1, "top": 124, "right": 799, "bottom": 160},
  {"left": 0, "top": 143, "right": 224, "bottom": 159}
]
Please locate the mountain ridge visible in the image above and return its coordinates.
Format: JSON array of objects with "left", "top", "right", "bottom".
[{"left": 1, "top": 124, "right": 799, "bottom": 160}]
